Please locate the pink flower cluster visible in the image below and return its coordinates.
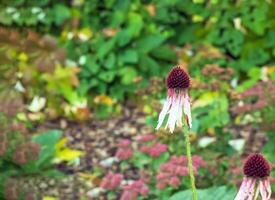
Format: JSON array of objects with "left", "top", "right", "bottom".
[
  {"left": 140, "top": 142, "right": 168, "bottom": 158},
  {"left": 100, "top": 171, "right": 123, "bottom": 190},
  {"left": 115, "top": 139, "right": 133, "bottom": 160},
  {"left": 156, "top": 155, "right": 206, "bottom": 189},
  {"left": 12, "top": 142, "right": 40, "bottom": 165},
  {"left": 138, "top": 134, "right": 156, "bottom": 142},
  {"left": 120, "top": 180, "right": 149, "bottom": 200}
]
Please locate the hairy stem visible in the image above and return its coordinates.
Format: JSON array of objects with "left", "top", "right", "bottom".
[{"left": 184, "top": 127, "right": 197, "bottom": 200}]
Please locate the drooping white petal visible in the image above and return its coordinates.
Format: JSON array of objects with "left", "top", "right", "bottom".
[
  {"left": 259, "top": 179, "right": 271, "bottom": 200},
  {"left": 166, "top": 96, "right": 180, "bottom": 133},
  {"left": 259, "top": 180, "right": 267, "bottom": 200},
  {"left": 176, "top": 94, "right": 183, "bottom": 127},
  {"left": 246, "top": 178, "right": 256, "bottom": 200},
  {"left": 183, "top": 94, "right": 192, "bottom": 129},
  {"left": 234, "top": 178, "right": 249, "bottom": 200},
  {"left": 156, "top": 97, "right": 172, "bottom": 130},
  {"left": 234, "top": 177, "right": 256, "bottom": 200},
  {"left": 266, "top": 178, "right": 272, "bottom": 199}
]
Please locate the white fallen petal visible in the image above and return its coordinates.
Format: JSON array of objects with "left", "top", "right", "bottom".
[
  {"left": 87, "top": 188, "right": 104, "bottom": 198},
  {"left": 228, "top": 139, "right": 245, "bottom": 153},
  {"left": 14, "top": 81, "right": 25, "bottom": 92},
  {"left": 99, "top": 157, "right": 118, "bottom": 168},
  {"left": 198, "top": 137, "right": 216, "bottom": 148},
  {"left": 28, "top": 96, "right": 46, "bottom": 112}
]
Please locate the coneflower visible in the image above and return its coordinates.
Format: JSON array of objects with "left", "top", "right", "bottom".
[
  {"left": 156, "top": 66, "right": 192, "bottom": 133},
  {"left": 156, "top": 66, "right": 197, "bottom": 200},
  {"left": 234, "top": 153, "right": 271, "bottom": 200}
]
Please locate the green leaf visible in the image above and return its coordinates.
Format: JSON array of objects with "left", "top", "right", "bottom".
[
  {"left": 119, "top": 49, "right": 138, "bottom": 64},
  {"left": 263, "top": 132, "right": 275, "bottom": 163},
  {"left": 153, "top": 152, "right": 169, "bottom": 170},
  {"left": 139, "top": 54, "right": 160, "bottom": 75},
  {"left": 32, "top": 130, "right": 62, "bottom": 168},
  {"left": 99, "top": 71, "right": 116, "bottom": 83},
  {"left": 105, "top": 53, "right": 116, "bottom": 69},
  {"left": 246, "top": 49, "right": 269, "bottom": 65},
  {"left": 96, "top": 37, "right": 116, "bottom": 60},
  {"left": 169, "top": 186, "right": 237, "bottom": 200},
  {"left": 136, "top": 34, "right": 167, "bottom": 53},
  {"left": 126, "top": 12, "right": 143, "bottom": 37},
  {"left": 85, "top": 59, "right": 100, "bottom": 75},
  {"left": 119, "top": 67, "right": 137, "bottom": 85},
  {"left": 52, "top": 4, "right": 71, "bottom": 25},
  {"left": 150, "top": 45, "right": 177, "bottom": 62}
]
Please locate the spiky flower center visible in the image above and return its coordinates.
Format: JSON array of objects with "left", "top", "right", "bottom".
[
  {"left": 243, "top": 153, "right": 271, "bottom": 178},
  {"left": 166, "top": 67, "right": 190, "bottom": 89}
]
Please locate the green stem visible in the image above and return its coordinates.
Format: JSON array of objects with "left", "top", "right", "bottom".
[
  {"left": 184, "top": 127, "right": 197, "bottom": 200},
  {"left": 253, "top": 182, "right": 259, "bottom": 200}
]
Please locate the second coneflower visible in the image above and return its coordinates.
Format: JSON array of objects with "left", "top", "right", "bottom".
[
  {"left": 156, "top": 66, "right": 192, "bottom": 133},
  {"left": 234, "top": 153, "right": 272, "bottom": 200}
]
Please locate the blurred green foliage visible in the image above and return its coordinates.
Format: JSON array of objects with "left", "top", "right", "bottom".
[{"left": 1, "top": 0, "right": 275, "bottom": 100}]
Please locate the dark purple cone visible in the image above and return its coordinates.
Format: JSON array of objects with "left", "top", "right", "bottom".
[
  {"left": 243, "top": 153, "right": 271, "bottom": 178},
  {"left": 166, "top": 67, "right": 190, "bottom": 89}
]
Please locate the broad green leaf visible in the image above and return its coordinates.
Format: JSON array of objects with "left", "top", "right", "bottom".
[
  {"left": 151, "top": 45, "right": 177, "bottom": 62},
  {"left": 136, "top": 34, "right": 167, "bottom": 53},
  {"left": 32, "top": 130, "right": 62, "bottom": 168},
  {"left": 139, "top": 54, "right": 160, "bottom": 75},
  {"left": 119, "top": 49, "right": 138, "bottom": 64},
  {"left": 126, "top": 12, "right": 143, "bottom": 37},
  {"left": 105, "top": 53, "right": 116, "bottom": 69},
  {"left": 96, "top": 38, "right": 116, "bottom": 60},
  {"left": 169, "top": 186, "right": 237, "bottom": 200},
  {"left": 119, "top": 67, "right": 137, "bottom": 85},
  {"left": 99, "top": 71, "right": 116, "bottom": 83},
  {"left": 52, "top": 4, "right": 71, "bottom": 25}
]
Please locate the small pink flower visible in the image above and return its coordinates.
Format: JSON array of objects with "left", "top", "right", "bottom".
[
  {"left": 118, "top": 139, "right": 131, "bottom": 147},
  {"left": 115, "top": 139, "right": 133, "bottom": 160},
  {"left": 175, "top": 166, "right": 188, "bottom": 176},
  {"left": 100, "top": 172, "right": 123, "bottom": 190},
  {"left": 156, "top": 66, "right": 192, "bottom": 133},
  {"left": 120, "top": 191, "right": 134, "bottom": 200},
  {"left": 234, "top": 153, "right": 271, "bottom": 200},
  {"left": 139, "top": 134, "right": 156, "bottom": 142},
  {"left": 156, "top": 182, "right": 166, "bottom": 189},
  {"left": 120, "top": 180, "right": 149, "bottom": 200},
  {"left": 169, "top": 176, "right": 180, "bottom": 188},
  {"left": 140, "top": 142, "right": 167, "bottom": 158},
  {"left": 156, "top": 155, "right": 205, "bottom": 189},
  {"left": 140, "top": 145, "right": 150, "bottom": 153}
]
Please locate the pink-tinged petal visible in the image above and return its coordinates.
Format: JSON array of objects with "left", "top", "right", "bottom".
[
  {"left": 166, "top": 96, "right": 180, "bottom": 133},
  {"left": 259, "top": 179, "right": 271, "bottom": 200},
  {"left": 234, "top": 177, "right": 252, "bottom": 200},
  {"left": 176, "top": 93, "right": 183, "bottom": 128},
  {"left": 246, "top": 178, "right": 256, "bottom": 200},
  {"left": 156, "top": 97, "right": 172, "bottom": 130},
  {"left": 183, "top": 93, "right": 192, "bottom": 129},
  {"left": 266, "top": 178, "right": 272, "bottom": 199},
  {"left": 259, "top": 180, "right": 267, "bottom": 200}
]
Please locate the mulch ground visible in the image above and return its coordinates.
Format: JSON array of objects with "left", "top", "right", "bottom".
[
  {"left": 18, "top": 105, "right": 152, "bottom": 200},
  {"left": 15, "top": 105, "right": 269, "bottom": 200}
]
